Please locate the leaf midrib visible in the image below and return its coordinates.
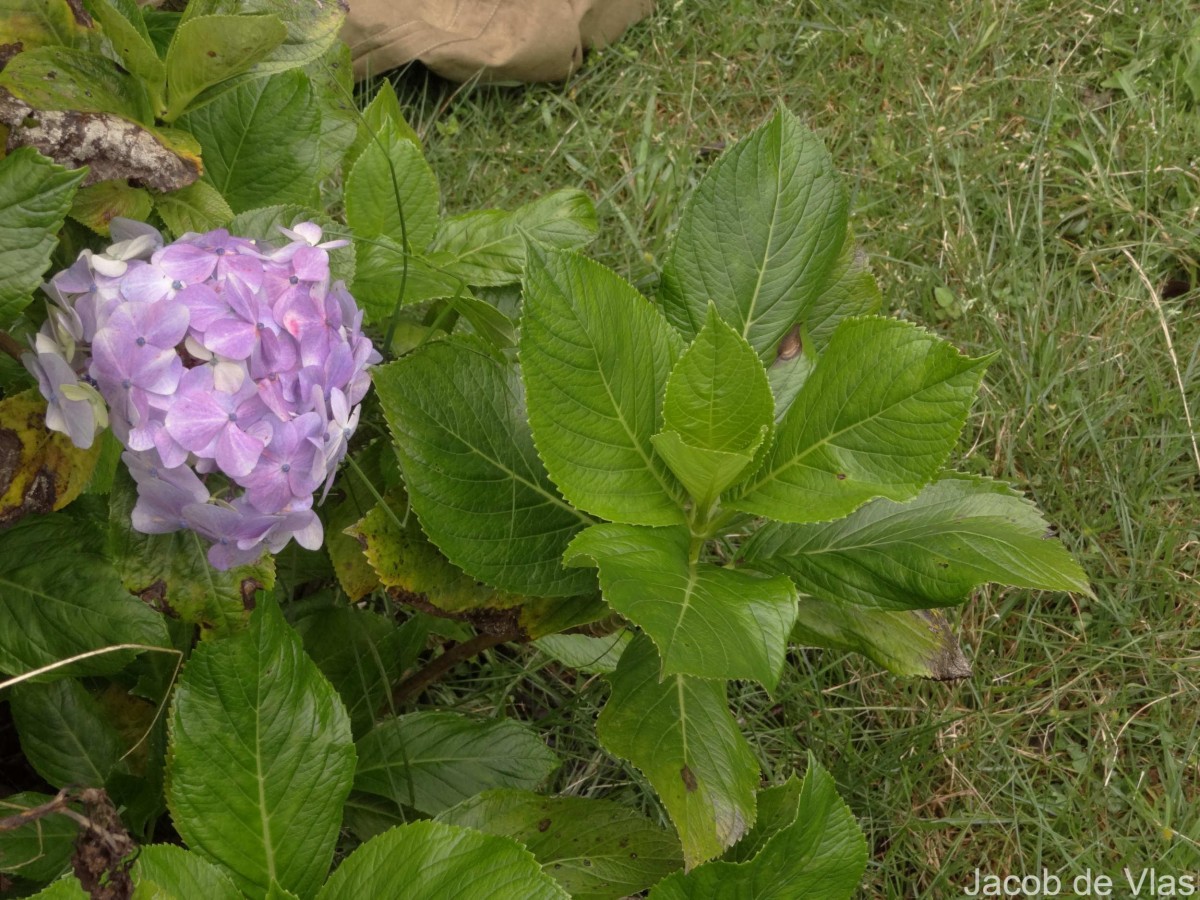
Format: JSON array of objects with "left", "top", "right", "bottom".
[
  {"left": 738, "top": 362, "right": 977, "bottom": 500},
  {"left": 555, "top": 294, "right": 686, "bottom": 508}
]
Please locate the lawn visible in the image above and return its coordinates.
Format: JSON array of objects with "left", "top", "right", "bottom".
[{"left": 387, "top": 1, "right": 1200, "bottom": 894}]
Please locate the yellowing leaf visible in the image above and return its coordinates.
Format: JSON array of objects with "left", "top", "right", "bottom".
[
  {"left": 0, "top": 390, "right": 101, "bottom": 529},
  {"left": 69, "top": 179, "right": 153, "bottom": 235}
]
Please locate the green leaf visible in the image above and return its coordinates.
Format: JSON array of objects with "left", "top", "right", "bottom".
[
  {"left": 86, "top": 0, "right": 165, "bottom": 109},
  {"left": 351, "top": 243, "right": 464, "bottom": 326},
  {"left": 68, "top": 180, "right": 152, "bottom": 236},
  {"left": 181, "top": 0, "right": 347, "bottom": 77},
  {"left": 227, "top": 204, "right": 353, "bottom": 283},
  {"left": 165, "top": 600, "right": 355, "bottom": 899},
  {"left": 304, "top": 41, "right": 356, "bottom": 180},
  {"left": 162, "top": 14, "right": 285, "bottom": 120},
  {"left": 179, "top": 69, "right": 319, "bottom": 213},
  {"left": 0, "top": 792, "right": 76, "bottom": 883},
  {"left": 0, "top": 46, "right": 152, "bottom": 122},
  {"left": 565, "top": 524, "right": 796, "bottom": 689},
  {"left": 649, "top": 755, "right": 867, "bottom": 899},
  {"left": 345, "top": 119, "right": 439, "bottom": 251},
  {"left": 431, "top": 189, "right": 598, "bottom": 287},
  {"left": 290, "top": 602, "right": 414, "bottom": 737},
  {"left": 763, "top": 236, "right": 883, "bottom": 420},
  {"left": 653, "top": 306, "right": 774, "bottom": 508},
  {"left": 354, "top": 712, "right": 559, "bottom": 816},
  {"left": 446, "top": 291, "right": 518, "bottom": 350},
  {"left": 345, "top": 81, "right": 421, "bottom": 168},
  {"left": 25, "top": 877, "right": 87, "bottom": 899},
  {"left": 0, "top": 148, "right": 86, "bottom": 326},
  {"left": 321, "top": 447, "right": 385, "bottom": 602},
  {"left": 658, "top": 109, "right": 849, "bottom": 360},
  {"left": 521, "top": 246, "right": 686, "bottom": 525},
  {"left": 803, "top": 232, "right": 883, "bottom": 352},
  {"left": 0, "top": 0, "right": 97, "bottom": 49},
  {"left": 108, "top": 469, "right": 274, "bottom": 634},
  {"left": 82, "top": 429, "right": 122, "bottom": 496},
  {"left": 341, "top": 791, "right": 406, "bottom": 843},
  {"left": 742, "top": 473, "right": 1092, "bottom": 609},
  {"left": 316, "top": 820, "right": 570, "bottom": 900},
  {"left": 663, "top": 306, "right": 775, "bottom": 453},
  {"left": 0, "top": 508, "right": 169, "bottom": 678},
  {"left": 765, "top": 235, "right": 880, "bottom": 419},
  {"left": 649, "top": 434, "right": 760, "bottom": 518},
  {"left": 597, "top": 636, "right": 758, "bottom": 867},
  {"left": 0, "top": 390, "right": 102, "bottom": 528},
  {"left": 9, "top": 678, "right": 124, "bottom": 788},
  {"left": 141, "top": 9, "right": 180, "bottom": 56},
  {"left": 534, "top": 631, "right": 631, "bottom": 675},
  {"left": 720, "top": 777, "right": 803, "bottom": 864},
  {"left": 789, "top": 602, "right": 971, "bottom": 680},
  {"left": 375, "top": 338, "right": 595, "bottom": 597},
  {"left": 732, "top": 317, "right": 991, "bottom": 523},
  {"left": 153, "top": 180, "right": 234, "bottom": 237},
  {"left": 131, "top": 845, "right": 242, "bottom": 900},
  {"left": 437, "top": 789, "right": 684, "bottom": 900}
]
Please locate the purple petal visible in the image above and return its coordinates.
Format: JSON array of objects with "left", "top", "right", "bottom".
[
  {"left": 215, "top": 424, "right": 265, "bottom": 478},
  {"left": 119, "top": 263, "right": 172, "bottom": 304},
  {"left": 178, "top": 283, "right": 228, "bottom": 331},
  {"left": 166, "top": 391, "right": 228, "bottom": 451},
  {"left": 204, "top": 318, "right": 257, "bottom": 360},
  {"left": 156, "top": 242, "right": 217, "bottom": 283},
  {"left": 290, "top": 511, "right": 323, "bottom": 550},
  {"left": 207, "top": 539, "right": 265, "bottom": 570},
  {"left": 131, "top": 480, "right": 193, "bottom": 534},
  {"left": 140, "top": 297, "right": 190, "bottom": 347},
  {"left": 219, "top": 254, "right": 264, "bottom": 292},
  {"left": 292, "top": 246, "right": 328, "bottom": 281}
]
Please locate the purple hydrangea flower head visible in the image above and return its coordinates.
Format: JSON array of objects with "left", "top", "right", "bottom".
[{"left": 25, "top": 220, "right": 376, "bottom": 571}]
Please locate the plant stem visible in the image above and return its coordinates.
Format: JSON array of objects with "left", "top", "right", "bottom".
[
  {"left": 390, "top": 627, "right": 521, "bottom": 706},
  {"left": 0, "top": 329, "right": 24, "bottom": 361}
]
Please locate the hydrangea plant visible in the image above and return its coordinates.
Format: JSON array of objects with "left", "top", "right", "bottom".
[
  {"left": 23, "top": 219, "right": 377, "bottom": 569},
  {"left": 0, "top": 65, "right": 1091, "bottom": 895}
]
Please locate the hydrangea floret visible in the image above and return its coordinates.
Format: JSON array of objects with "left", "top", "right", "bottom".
[{"left": 23, "top": 219, "right": 379, "bottom": 570}]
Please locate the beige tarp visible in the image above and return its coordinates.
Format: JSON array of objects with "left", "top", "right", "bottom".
[{"left": 342, "top": 0, "right": 655, "bottom": 83}]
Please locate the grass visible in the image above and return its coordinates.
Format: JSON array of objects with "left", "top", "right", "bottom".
[{"left": 383, "top": 1, "right": 1199, "bottom": 895}]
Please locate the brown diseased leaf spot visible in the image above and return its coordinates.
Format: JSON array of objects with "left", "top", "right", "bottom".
[
  {"left": 0, "top": 427, "right": 20, "bottom": 494},
  {"left": 680, "top": 764, "right": 698, "bottom": 792},
  {"left": 835, "top": 473, "right": 847, "bottom": 480},
  {"left": 65, "top": 0, "right": 95, "bottom": 28},
  {"left": 537, "top": 817, "right": 551, "bottom": 832},
  {"left": 777, "top": 324, "right": 803, "bottom": 361},
  {"left": 915, "top": 609, "right": 972, "bottom": 681},
  {"left": 0, "top": 42, "right": 24, "bottom": 73},
  {"left": 23, "top": 468, "right": 56, "bottom": 513},
  {"left": 240, "top": 579, "right": 263, "bottom": 610}
]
